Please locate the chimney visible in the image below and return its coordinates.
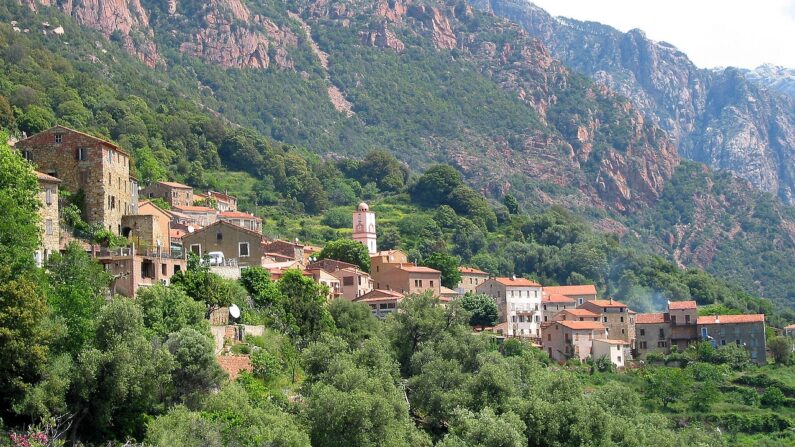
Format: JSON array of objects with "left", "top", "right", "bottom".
[
  {"left": 609, "top": 297, "right": 613, "bottom": 304},
  {"left": 715, "top": 315, "right": 720, "bottom": 324},
  {"left": 511, "top": 275, "right": 517, "bottom": 281}
]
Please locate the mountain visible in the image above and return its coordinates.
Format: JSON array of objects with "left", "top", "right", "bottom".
[
  {"left": 5, "top": 0, "right": 795, "bottom": 311},
  {"left": 470, "top": 0, "right": 795, "bottom": 206},
  {"left": 742, "top": 64, "right": 795, "bottom": 99}
]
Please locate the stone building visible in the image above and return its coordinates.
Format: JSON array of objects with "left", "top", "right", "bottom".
[
  {"left": 97, "top": 246, "right": 186, "bottom": 298},
  {"left": 121, "top": 214, "right": 169, "bottom": 255},
  {"left": 35, "top": 171, "right": 60, "bottom": 266},
  {"left": 219, "top": 211, "right": 261, "bottom": 233},
  {"left": 698, "top": 314, "right": 767, "bottom": 365},
  {"left": 542, "top": 320, "right": 608, "bottom": 362},
  {"left": 17, "top": 126, "right": 137, "bottom": 234},
  {"left": 635, "top": 312, "right": 671, "bottom": 358},
  {"left": 542, "top": 285, "right": 597, "bottom": 306},
  {"left": 476, "top": 277, "right": 543, "bottom": 339},
  {"left": 137, "top": 200, "right": 176, "bottom": 254},
  {"left": 141, "top": 181, "right": 194, "bottom": 208},
  {"left": 307, "top": 259, "right": 373, "bottom": 300},
  {"left": 541, "top": 294, "right": 577, "bottom": 322},
  {"left": 373, "top": 264, "right": 442, "bottom": 296},
  {"left": 171, "top": 205, "right": 218, "bottom": 227},
  {"left": 456, "top": 266, "right": 490, "bottom": 295},
  {"left": 354, "top": 289, "right": 404, "bottom": 319},
  {"left": 182, "top": 220, "right": 264, "bottom": 267},
  {"left": 578, "top": 299, "right": 635, "bottom": 343},
  {"left": 207, "top": 190, "right": 238, "bottom": 212}
]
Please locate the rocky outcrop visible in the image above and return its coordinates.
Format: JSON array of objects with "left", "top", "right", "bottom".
[
  {"left": 471, "top": 0, "right": 795, "bottom": 204},
  {"left": 743, "top": 64, "right": 795, "bottom": 99},
  {"left": 407, "top": 5, "right": 456, "bottom": 49},
  {"left": 360, "top": 23, "right": 405, "bottom": 52}
]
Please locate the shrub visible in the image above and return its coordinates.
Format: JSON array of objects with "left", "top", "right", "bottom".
[
  {"left": 761, "top": 387, "right": 787, "bottom": 408},
  {"left": 251, "top": 349, "right": 282, "bottom": 381}
]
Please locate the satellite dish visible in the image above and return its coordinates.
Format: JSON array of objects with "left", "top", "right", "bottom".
[
  {"left": 229, "top": 304, "right": 241, "bottom": 319},
  {"left": 187, "top": 225, "right": 195, "bottom": 233}
]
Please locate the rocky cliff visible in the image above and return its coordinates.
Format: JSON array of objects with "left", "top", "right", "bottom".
[
  {"left": 470, "top": 0, "right": 795, "bottom": 205},
  {"left": 743, "top": 64, "right": 795, "bottom": 99}
]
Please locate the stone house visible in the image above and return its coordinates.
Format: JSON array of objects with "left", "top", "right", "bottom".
[
  {"left": 17, "top": 126, "right": 137, "bottom": 234},
  {"left": 542, "top": 285, "right": 597, "bottom": 306},
  {"left": 578, "top": 299, "right": 635, "bottom": 342},
  {"left": 370, "top": 249, "right": 409, "bottom": 275},
  {"left": 373, "top": 264, "right": 442, "bottom": 296},
  {"left": 635, "top": 312, "right": 671, "bottom": 358},
  {"left": 35, "top": 171, "right": 60, "bottom": 266},
  {"left": 698, "top": 314, "right": 767, "bottom": 365},
  {"left": 182, "top": 220, "right": 264, "bottom": 267},
  {"left": 208, "top": 190, "right": 238, "bottom": 211},
  {"left": 172, "top": 205, "right": 218, "bottom": 228},
  {"left": 354, "top": 289, "right": 404, "bottom": 319},
  {"left": 542, "top": 320, "right": 608, "bottom": 362},
  {"left": 219, "top": 210, "right": 261, "bottom": 233},
  {"left": 667, "top": 300, "right": 699, "bottom": 350},
  {"left": 262, "top": 239, "right": 305, "bottom": 263},
  {"left": 97, "top": 246, "right": 186, "bottom": 298},
  {"left": 456, "top": 266, "right": 490, "bottom": 295},
  {"left": 137, "top": 200, "right": 176, "bottom": 253},
  {"left": 141, "top": 181, "right": 194, "bottom": 208},
  {"left": 308, "top": 259, "right": 374, "bottom": 300},
  {"left": 476, "top": 277, "right": 543, "bottom": 339},
  {"left": 541, "top": 294, "right": 577, "bottom": 322}
]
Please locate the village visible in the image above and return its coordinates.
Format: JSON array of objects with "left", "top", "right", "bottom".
[{"left": 18, "top": 125, "right": 777, "bottom": 371}]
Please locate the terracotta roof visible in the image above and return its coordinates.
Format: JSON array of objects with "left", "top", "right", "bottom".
[
  {"left": 785, "top": 324, "right": 795, "bottom": 329},
  {"left": 20, "top": 125, "right": 129, "bottom": 156},
  {"left": 170, "top": 229, "right": 186, "bottom": 239},
  {"left": 584, "top": 299, "right": 627, "bottom": 308},
  {"left": 561, "top": 308, "right": 598, "bottom": 317},
  {"left": 219, "top": 211, "right": 260, "bottom": 220},
  {"left": 669, "top": 300, "right": 698, "bottom": 310},
  {"left": 35, "top": 171, "right": 61, "bottom": 183},
  {"left": 355, "top": 289, "right": 404, "bottom": 302},
  {"left": 543, "top": 285, "right": 597, "bottom": 296},
  {"left": 557, "top": 321, "right": 606, "bottom": 330},
  {"left": 543, "top": 293, "right": 576, "bottom": 303},
  {"left": 494, "top": 277, "right": 541, "bottom": 287},
  {"left": 157, "top": 181, "right": 192, "bottom": 189},
  {"left": 459, "top": 266, "right": 488, "bottom": 275},
  {"left": 138, "top": 200, "right": 173, "bottom": 217},
  {"left": 173, "top": 205, "right": 216, "bottom": 213},
  {"left": 398, "top": 265, "right": 440, "bottom": 273},
  {"left": 439, "top": 286, "right": 458, "bottom": 296},
  {"left": 183, "top": 219, "right": 263, "bottom": 239},
  {"left": 594, "top": 338, "right": 630, "bottom": 345},
  {"left": 698, "top": 314, "right": 765, "bottom": 325},
  {"left": 636, "top": 313, "right": 666, "bottom": 324},
  {"left": 371, "top": 249, "right": 405, "bottom": 257},
  {"left": 208, "top": 190, "right": 236, "bottom": 202}
]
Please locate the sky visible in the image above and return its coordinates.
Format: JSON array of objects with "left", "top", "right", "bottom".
[{"left": 530, "top": 0, "right": 795, "bottom": 69}]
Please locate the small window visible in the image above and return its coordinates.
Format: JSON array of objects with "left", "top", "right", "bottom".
[
  {"left": 77, "top": 147, "right": 87, "bottom": 161},
  {"left": 190, "top": 244, "right": 201, "bottom": 255},
  {"left": 430, "top": 280, "right": 434, "bottom": 287},
  {"left": 671, "top": 315, "right": 677, "bottom": 324},
  {"left": 620, "top": 316, "right": 624, "bottom": 322},
  {"left": 701, "top": 327, "right": 708, "bottom": 338},
  {"left": 640, "top": 328, "right": 645, "bottom": 336},
  {"left": 685, "top": 315, "right": 691, "bottom": 324},
  {"left": 603, "top": 316, "right": 608, "bottom": 323},
  {"left": 659, "top": 328, "right": 665, "bottom": 338},
  {"left": 45, "top": 188, "right": 52, "bottom": 205},
  {"left": 22, "top": 150, "right": 33, "bottom": 161},
  {"left": 45, "top": 219, "right": 53, "bottom": 235},
  {"left": 216, "top": 232, "right": 223, "bottom": 241},
  {"left": 721, "top": 339, "right": 726, "bottom": 346},
  {"left": 54, "top": 134, "right": 62, "bottom": 144},
  {"left": 239, "top": 242, "right": 250, "bottom": 257},
  {"left": 161, "top": 264, "right": 167, "bottom": 276},
  {"left": 107, "top": 149, "right": 113, "bottom": 164}
]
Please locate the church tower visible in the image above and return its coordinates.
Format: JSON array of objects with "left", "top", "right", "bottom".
[{"left": 352, "top": 202, "right": 377, "bottom": 254}]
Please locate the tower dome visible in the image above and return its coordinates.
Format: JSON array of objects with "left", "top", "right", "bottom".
[{"left": 357, "top": 202, "right": 369, "bottom": 212}]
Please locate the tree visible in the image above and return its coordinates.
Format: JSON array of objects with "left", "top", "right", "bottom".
[
  {"left": 503, "top": 194, "right": 520, "bottom": 215},
  {"left": 439, "top": 408, "right": 526, "bottom": 447},
  {"left": 165, "top": 328, "right": 225, "bottom": 404},
  {"left": 410, "top": 165, "right": 463, "bottom": 207},
  {"left": 172, "top": 264, "right": 246, "bottom": 312},
  {"left": 357, "top": 149, "right": 408, "bottom": 192},
  {"left": 18, "top": 105, "right": 56, "bottom": 135},
  {"left": 459, "top": 294, "right": 499, "bottom": 329},
  {"left": 239, "top": 266, "right": 283, "bottom": 308},
  {"left": 768, "top": 336, "right": 792, "bottom": 365},
  {"left": 137, "top": 285, "right": 208, "bottom": 340},
  {"left": 328, "top": 299, "right": 379, "bottom": 347},
  {"left": 421, "top": 252, "right": 461, "bottom": 289},
  {"left": 277, "top": 269, "right": 333, "bottom": 343},
  {"left": 643, "top": 367, "right": 692, "bottom": 408},
  {"left": 318, "top": 239, "right": 371, "bottom": 272},
  {"left": 0, "top": 137, "right": 41, "bottom": 276}
]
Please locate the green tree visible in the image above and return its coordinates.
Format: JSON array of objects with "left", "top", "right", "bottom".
[
  {"left": 240, "top": 266, "right": 283, "bottom": 308},
  {"left": 18, "top": 105, "right": 56, "bottom": 135},
  {"left": 329, "top": 299, "right": 380, "bottom": 347},
  {"left": 643, "top": 367, "right": 692, "bottom": 408},
  {"left": 503, "top": 194, "right": 520, "bottom": 215},
  {"left": 0, "top": 137, "right": 41, "bottom": 276},
  {"left": 410, "top": 165, "right": 463, "bottom": 207},
  {"left": 768, "top": 336, "right": 792, "bottom": 365},
  {"left": 357, "top": 149, "right": 408, "bottom": 192},
  {"left": 459, "top": 294, "right": 499, "bottom": 329},
  {"left": 172, "top": 264, "right": 246, "bottom": 312},
  {"left": 137, "top": 284, "right": 208, "bottom": 339},
  {"left": 420, "top": 252, "right": 461, "bottom": 289},
  {"left": 165, "top": 328, "right": 226, "bottom": 404},
  {"left": 277, "top": 269, "right": 334, "bottom": 343},
  {"left": 318, "top": 238, "right": 371, "bottom": 272},
  {"left": 439, "top": 408, "right": 526, "bottom": 447}
]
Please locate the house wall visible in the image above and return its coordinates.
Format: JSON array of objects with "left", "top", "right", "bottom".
[
  {"left": 18, "top": 127, "right": 132, "bottom": 234},
  {"left": 636, "top": 322, "right": 671, "bottom": 358},
  {"left": 122, "top": 214, "right": 168, "bottom": 254},
  {"left": 476, "top": 281, "right": 542, "bottom": 337},
  {"left": 370, "top": 250, "right": 409, "bottom": 274},
  {"left": 580, "top": 302, "right": 634, "bottom": 342},
  {"left": 699, "top": 322, "right": 767, "bottom": 365},
  {"left": 593, "top": 341, "right": 626, "bottom": 368},
  {"left": 331, "top": 268, "right": 374, "bottom": 300},
  {"left": 182, "top": 223, "right": 264, "bottom": 267},
  {"left": 142, "top": 182, "right": 193, "bottom": 207},
  {"left": 100, "top": 253, "right": 186, "bottom": 298},
  {"left": 374, "top": 268, "right": 441, "bottom": 295},
  {"left": 37, "top": 180, "right": 60, "bottom": 261},
  {"left": 541, "top": 302, "right": 576, "bottom": 323},
  {"left": 457, "top": 273, "right": 489, "bottom": 295}
]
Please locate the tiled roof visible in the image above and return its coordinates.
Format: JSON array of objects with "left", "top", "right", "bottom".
[
  {"left": 219, "top": 211, "right": 260, "bottom": 220},
  {"left": 785, "top": 323, "right": 795, "bottom": 329},
  {"left": 158, "top": 181, "right": 192, "bottom": 189},
  {"left": 594, "top": 338, "right": 630, "bottom": 345},
  {"left": 543, "top": 293, "right": 576, "bottom": 303},
  {"left": 355, "top": 289, "right": 404, "bottom": 302},
  {"left": 636, "top": 313, "right": 666, "bottom": 324},
  {"left": 494, "top": 277, "right": 541, "bottom": 287},
  {"left": 35, "top": 171, "right": 61, "bottom": 183},
  {"left": 561, "top": 308, "right": 598, "bottom": 317},
  {"left": 21, "top": 125, "right": 130, "bottom": 156},
  {"left": 459, "top": 266, "right": 488, "bottom": 275},
  {"left": 208, "top": 190, "right": 236, "bottom": 201},
  {"left": 557, "top": 321, "right": 606, "bottom": 330},
  {"left": 698, "top": 314, "right": 765, "bottom": 325},
  {"left": 169, "top": 229, "right": 186, "bottom": 239},
  {"left": 669, "top": 300, "right": 697, "bottom": 310},
  {"left": 585, "top": 299, "right": 628, "bottom": 308},
  {"left": 173, "top": 205, "right": 216, "bottom": 213},
  {"left": 543, "top": 285, "right": 597, "bottom": 296},
  {"left": 439, "top": 286, "right": 458, "bottom": 295},
  {"left": 398, "top": 265, "right": 440, "bottom": 273}
]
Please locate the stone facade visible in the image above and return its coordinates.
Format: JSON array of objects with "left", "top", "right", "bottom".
[
  {"left": 476, "top": 277, "right": 543, "bottom": 338},
  {"left": 373, "top": 264, "right": 441, "bottom": 296},
  {"left": 542, "top": 320, "right": 608, "bottom": 362},
  {"left": 121, "top": 214, "right": 168, "bottom": 254},
  {"left": 308, "top": 259, "right": 374, "bottom": 300},
  {"left": 698, "top": 315, "right": 767, "bottom": 365},
  {"left": 35, "top": 171, "right": 61, "bottom": 265},
  {"left": 137, "top": 200, "right": 174, "bottom": 253},
  {"left": 635, "top": 313, "right": 671, "bottom": 358},
  {"left": 456, "top": 266, "right": 489, "bottom": 295},
  {"left": 578, "top": 300, "right": 635, "bottom": 342},
  {"left": 182, "top": 220, "right": 264, "bottom": 267},
  {"left": 17, "top": 126, "right": 135, "bottom": 234},
  {"left": 141, "top": 181, "right": 194, "bottom": 207},
  {"left": 172, "top": 205, "right": 218, "bottom": 227},
  {"left": 97, "top": 246, "right": 186, "bottom": 298},
  {"left": 219, "top": 211, "right": 261, "bottom": 233}
]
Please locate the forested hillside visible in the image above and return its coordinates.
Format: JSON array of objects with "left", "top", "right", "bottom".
[{"left": 5, "top": 0, "right": 795, "bottom": 313}]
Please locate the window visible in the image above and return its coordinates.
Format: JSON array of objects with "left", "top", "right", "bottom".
[
  {"left": 343, "top": 276, "right": 354, "bottom": 286},
  {"left": 239, "top": 242, "right": 250, "bottom": 257},
  {"left": 216, "top": 232, "right": 223, "bottom": 241},
  {"left": 430, "top": 280, "right": 434, "bottom": 287},
  {"left": 45, "top": 188, "right": 52, "bottom": 205},
  {"left": 45, "top": 219, "right": 53, "bottom": 235},
  {"left": 671, "top": 315, "right": 677, "bottom": 324},
  {"left": 190, "top": 244, "right": 201, "bottom": 256},
  {"left": 657, "top": 341, "right": 667, "bottom": 348},
  {"left": 161, "top": 264, "right": 167, "bottom": 276},
  {"left": 701, "top": 327, "right": 708, "bottom": 338},
  {"left": 22, "top": 150, "right": 33, "bottom": 161},
  {"left": 547, "top": 334, "right": 551, "bottom": 341},
  {"left": 603, "top": 316, "right": 608, "bottom": 322},
  {"left": 54, "top": 134, "right": 62, "bottom": 144},
  {"left": 659, "top": 328, "right": 665, "bottom": 338},
  {"left": 721, "top": 339, "right": 726, "bottom": 346},
  {"left": 107, "top": 149, "right": 113, "bottom": 163},
  {"left": 639, "top": 341, "right": 647, "bottom": 349},
  {"left": 77, "top": 147, "right": 87, "bottom": 161},
  {"left": 640, "top": 328, "right": 645, "bottom": 336},
  {"left": 111, "top": 196, "right": 115, "bottom": 209},
  {"left": 685, "top": 315, "right": 691, "bottom": 324}
]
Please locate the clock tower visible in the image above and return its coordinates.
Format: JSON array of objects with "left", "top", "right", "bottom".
[{"left": 352, "top": 202, "right": 377, "bottom": 254}]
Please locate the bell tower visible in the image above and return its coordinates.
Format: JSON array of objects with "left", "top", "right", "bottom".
[{"left": 352, "top": 202, "right": 377, "bottom": 254}]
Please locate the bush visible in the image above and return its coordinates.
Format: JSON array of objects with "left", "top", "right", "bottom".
[
  {"left": 761, "top": 387, "right": 787, "bottom": 408},
  {"left": 251, "top": 349, "right": 282, "bottom": 381},
  {"left": 321, "top": 208, "right": 351, "bottom": 229}
]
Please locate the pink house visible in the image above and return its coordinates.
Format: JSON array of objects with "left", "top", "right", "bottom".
[{"left": 542, "top": 320, "right": 608, "bottom": 362}]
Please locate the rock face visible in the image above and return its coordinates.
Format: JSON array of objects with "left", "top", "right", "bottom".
[
  {"left": 743, "top": 64, "right": 795, "bottom": 99},
  {"left": 471, "top": 0, "right": 795, "bottom": 204}
]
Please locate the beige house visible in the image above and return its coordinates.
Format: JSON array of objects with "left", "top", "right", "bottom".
[
  {"left": 304, "top": 268, "right": 341, "bottom": 299},
  {"left": 35, "top": 171, "right": 61, "bottom": 266},
  {"left": 97, "top": 246, "right": 186, "bottom": 298},
  {"left": 456, "top": 266, "right": 489, "bottom": 295},
  {"left": 208, "top": 190, "right": 238, "bottom": 212},
  {"left": 541, "top": 294, "right": 577, "bottom": 322},
  {"left": 476, "top": 277, "right": 543, "bottom": 339},
  {"left": 219, "top": 211, "right": 261, "bottom": 233},
  {"left": 182, "top": 220, "right": 264, "bottom": 267},
  {"left": 172, "top": 205, "right": 218, "bottom": 228},
  {"left": 542, "top": 320, "right": 608, "bottom": 362},
  {"left": 578, "top": 299, "right": 635, "bottom": 342},
  {"left": 592, "top": 339, "right": 630, "bottom": 368},
  {"left": 698, "top": 314, "right": 767, "bottom": 365},
  {"left": 543, "top": 285, "right": 597, "bottom": 306},
  {"left": 371, "top": 249, "right": 409, "bottom": 275},
  {"left": 354, "top": 289, "right": 404, "bottom": 319},
  {"left": 373, "top": 264, "right": 442, "bottom": 296},
  {"left": 553, "top": 308, "right": 599, "bottom": 322},
  {"left": 141, "top": 181, "right": 194, "bottom": 208},
  {"left": 308, "top": 259, "right": 374, "bottom": 300},
  {"left": 17, "top": 126, "right": 137, "bottom": 235}
]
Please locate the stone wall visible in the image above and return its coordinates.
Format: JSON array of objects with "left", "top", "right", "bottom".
[
  {"left": 37, "top": 178, "right": 60, "bottom": 258},
  {"left": 141, "top": 181, "right": 193, "bottom": 207}
]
